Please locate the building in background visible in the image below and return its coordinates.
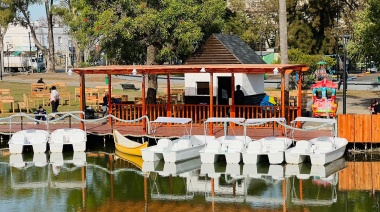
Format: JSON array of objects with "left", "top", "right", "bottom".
[{"left": 2, "top": 20, "right": 74, "bottom": 68}]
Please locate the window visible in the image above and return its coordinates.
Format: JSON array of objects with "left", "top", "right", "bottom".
[
  {"left": 197, "top": 82, "right": 209, "bottom": 95},
  {"left": 58, "top": 37, "right": 62, "bottom": 44}
]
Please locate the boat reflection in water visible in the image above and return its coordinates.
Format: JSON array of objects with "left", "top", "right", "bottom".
[
  {"left": 10, "top": 153, "right": 49, "bottom": 190},
  {"left": 4, "top": 146, "right": 380, "bottom": 211},
  {"left": 49, "top": 152, "right": 87, "bottom": 189},
  {"left": 142, "top": 157, "right": 202, "bottom": 201}
]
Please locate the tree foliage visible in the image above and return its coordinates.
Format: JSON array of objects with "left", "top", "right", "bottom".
[{"left": 351, "top": 0, "right": 380, "bottom": 66}]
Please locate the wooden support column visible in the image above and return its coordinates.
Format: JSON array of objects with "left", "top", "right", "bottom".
[
  {"left": 281, "top": 72, "right": 286, "bottom": 135},
  {"left": 209, "top": 72, "right": 214, "bottom": 133},
  {"left": 297, "top": 70, "right": 303, "bottom": 128},
  {"left": 281, "top": 72, "right": 285, "bottom": 118},
  {"left": 107, "top": 73, "right": 112, "bottom": 124},
  {"left": 230, "top": 73, "right": 235, "bottom": 118},
  {"left": 167, "top": 73, "right": 171, "bottom": 117},
  {"left": 80, "top": 74, "right": 85, "bottom": 130},
  {"left": 142, "top": 72, "right": 146, "bottom": 132}
]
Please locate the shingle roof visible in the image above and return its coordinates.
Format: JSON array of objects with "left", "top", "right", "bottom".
[{"left": 213, "top": 34, "right": 266, "bottom": 64}]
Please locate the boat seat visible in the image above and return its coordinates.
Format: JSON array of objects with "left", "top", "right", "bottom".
[
  {"left": 291, "top": 140, "right": 311, "bottom": 153},
  {"left": 154, "top": 138, "right": 173, "bottom": 151},
  {"left": 313, "top": 141, "right": 334, "bottom": 153},
  {"left": 205, "top": 139, "right": 220, "bottom": 153},
  {"left": 69, "top": 133, "right": 86, "bottom": 143},
  {"left": 11, "top": 133, "right": 26, "bottom": 144},
  {"left": 270, "top": 138, "right": 291, "bottom": 151},
  {"left": 221, "top": 140, "right": 244, "bottom": 153},
  {"left": 173, "top": 139, "right": 192, "bottom": 150},
  {"left": 246, "top": 141, "right": 262, "bottom": 153},
  {"left": 29, "top": 132, "right": 47, "bottom": 144},
  {"left": 189, "top": 136, "right": 204, "bottom": 146},
  {"left": 51, "top": 132, "right": 66, "bottom": 143}
]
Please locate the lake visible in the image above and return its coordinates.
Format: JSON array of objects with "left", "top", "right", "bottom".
[{"left": 0, "top": 135, "right": 379, "bottom": 211}]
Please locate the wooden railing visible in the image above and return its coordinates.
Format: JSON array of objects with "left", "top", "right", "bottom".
[{"left": 111, "top": 103, "right": 299, "bottom": 127}]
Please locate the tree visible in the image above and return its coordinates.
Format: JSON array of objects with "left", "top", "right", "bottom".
[
  {"left": 351, "top": 1, "right": 380, "bottom": 66},
  {"left": 14, "top": 0, "right": 56, "bottom": 72},
  {"left": 0, "top": 0, "right": 16, "bottom": 77},
  {"left": 138, "top": 0, "right": 226, "bottom": 103}
]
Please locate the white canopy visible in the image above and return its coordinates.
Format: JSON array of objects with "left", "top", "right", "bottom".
[
  {"left": 204, "top": 117, "right": 245, "bottom": 124},
  {"left": 245, "top": 118, "right": 286, "bottom": 124},
  {"left": 151, "top": 117, "right": 193, "bottom": 124},
  {"left": 291, "top": 117, "right": 336, "bottom": 125}
]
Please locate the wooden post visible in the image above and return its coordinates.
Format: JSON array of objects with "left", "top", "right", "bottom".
[
  {"left": 297, "top": 70, "right": 303, "bottom": 128},
  {"left": 107, "top": 73, "right": 112, "bottom": 124},
  {"left": 209, "top": 72, "right": 214, "bottom": 133},
  {"left": 281, "top": 71, "right": 286, "bottom": 135},
  {"left": 142, "top": 72, "right": 146, "bottom": 132},
  {"left": 231, "top": 73, "right": 235, "bottom": 118},
  {"left": 167, "top": 73, "right": 171, "bottom": 117},
  {"left": 80, "top": 74, "right": 85, "bottom": 130}
]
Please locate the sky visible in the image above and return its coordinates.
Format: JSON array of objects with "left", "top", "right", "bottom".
[{"left": 29, "top": 4, "right": 46, "bottom": 21}]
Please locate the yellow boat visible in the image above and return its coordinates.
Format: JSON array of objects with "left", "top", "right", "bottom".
[
  {"left": 115, "top": 150, "right": 144, "bottom": 170},
  {"left": 113, "top": 129, "right": 148, "bottom": 156}
]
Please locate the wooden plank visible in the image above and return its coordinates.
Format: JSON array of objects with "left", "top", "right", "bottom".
[
  {"left": 339, "top": 162, "right": 380, "bottom": 191},
  {"left": 371, "top": 115, "right": 380, "bottom": 143},
  {"left": 338, "top": 114, "right": 355, "bottom": 141},
  {"left": 355, "top": 114, "right": 371, "bottom": 142}
]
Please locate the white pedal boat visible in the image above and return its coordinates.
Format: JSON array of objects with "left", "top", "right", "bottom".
[
  {"left": 242, "top": 118, "right": 291, "bottom": 164},
  {"left": 285, "top": 117, "right": 348, "bottom": 165},
  {"left": 8, "top": 129, "right": 49, "bottom": 154},
  {"left": 142, "top": 117, "right": 212, "bottom": 162},
  {"left": 199, "top": 117, "right": 252, "bottom": 164},
  {"left": 49, "top": 128, "right": 87, "bottom": 152}
]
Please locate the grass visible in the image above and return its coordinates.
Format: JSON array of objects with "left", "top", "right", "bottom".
[{"left": 0, "top": 82, "right": 146, "bottom": 118}]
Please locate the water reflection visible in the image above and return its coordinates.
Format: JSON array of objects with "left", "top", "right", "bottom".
[{"left": 1, "top": 149, "right": 380, "bottom": 211}]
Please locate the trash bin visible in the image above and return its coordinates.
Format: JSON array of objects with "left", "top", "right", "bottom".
[
  {"left": 378, "top": 77, "right": 380, "bottom": 83},
  {"left": 105, "top": 76, "right": 109, "bottom": 85},
  {"left": 264, "top": 73, "right": 267, "bottom": 80},
  {"left": 38, "top": 67, "right": 40, "bottom": 73}
]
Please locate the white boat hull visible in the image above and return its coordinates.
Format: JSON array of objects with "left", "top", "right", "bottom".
[
  {"left": 199, "top": 136, "right": 251, "bottom": 164},
  {"left": 9, "top": 130, "right": 49, "bottom": 154},
  {"left": 49, "top": 128, "right": 87, "bottom": 152},
  {"left": 242, "top": 137, "right": 292, "bottom": 165},
  {"left": 285, "top": 137, "right": 348, "bottom": 165},
  {"left": 163, "top": 135, "right": 215, "bottom": 163}
]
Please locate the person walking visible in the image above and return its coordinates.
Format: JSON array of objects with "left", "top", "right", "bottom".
[
  {"left": 50, "top": 86, "right": 60, "bottom": 113},
  {"left": 234, "top": 85, "right": 245, "bottom": 105}
]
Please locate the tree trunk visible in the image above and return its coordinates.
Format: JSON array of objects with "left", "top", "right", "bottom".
[
  {"left": 146, "top": 45, "right": 158, "bottom": 104},
  {"left": 279, "top": 0, "right": 290, "bottom": 104},
  {"left": 45, "top": 0, "right": 55, "bottom": 73}
]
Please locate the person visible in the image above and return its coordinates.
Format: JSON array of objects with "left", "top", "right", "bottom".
[
  {"left": 234, "top": 85, "right": 245, "bottom": 105},
  {"left": 102, "top": 92, "right": 109, "bottom": 117},
  {"left": 221, "top": 88, "right": 228, "bottom": 105},
  {"left": 369, "top": 99, "right": 380, "bottom": 114},
  {"left": 34, "top": 105, "right": 46, "bottom": 124},
  {"left": 338, "top": 72, "right": 348, "bottom": 91},
  {"left": 37, "top": 78, "right": 44, "bottom": 83},
  {"left": 316, "top": 65, "right": 327, "bottom": 81},
  {"left": 50, "top": 86, "right": 60, "bottom": 113}
]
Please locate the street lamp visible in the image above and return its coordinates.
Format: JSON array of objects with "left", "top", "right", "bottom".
[{"left": 341, "top": 34, "right": 351, "bottom": 114}]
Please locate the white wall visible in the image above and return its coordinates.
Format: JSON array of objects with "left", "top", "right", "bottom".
[{"left": 184, "top": 73, "right": 265, "bottom": 96}]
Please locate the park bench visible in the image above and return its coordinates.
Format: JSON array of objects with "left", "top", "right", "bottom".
[{"left": 120, "top": 83, "right": 139, "bottom": 91}]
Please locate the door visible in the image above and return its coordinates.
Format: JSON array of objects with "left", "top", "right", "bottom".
[{"left": 217, "top": 76, "right": 231, "bottom": 105}]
